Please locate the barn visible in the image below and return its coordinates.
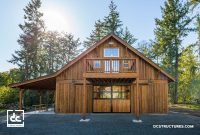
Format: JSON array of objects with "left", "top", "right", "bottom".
[{"left": 11, "top": 33, "right": 175, "bottom": 120}]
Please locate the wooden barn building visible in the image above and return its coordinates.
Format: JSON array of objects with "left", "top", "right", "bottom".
[{"left": 11, "top": 34, "right": 175, "bottom": 119}]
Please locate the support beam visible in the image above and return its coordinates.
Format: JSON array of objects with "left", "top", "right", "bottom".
[
  {"left": 19, "top": 89, "right": 24, "bottom": 110},
  {"left": 80, "top": 78, "right": 90, "bottom": 122},
  {"left": 132, "top": 77, "right": 142, "bottom": 123},
  {"left": 39, "top": 91, "right": 42, "bottom": 110}
]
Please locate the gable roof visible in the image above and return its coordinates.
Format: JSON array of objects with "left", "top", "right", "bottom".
[
  {"left": 55, "top": 33, "right": 175, "bottom": 81},
  {"left": 10, "top": 33, "right": 175, "bottom": 89}
]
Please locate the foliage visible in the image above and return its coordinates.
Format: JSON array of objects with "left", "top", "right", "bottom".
[
  {"left": 84, "top": 0, "right": 136, "bottom": 49},
  {"left": 0, "top": 70, "right": 20, "bottom": 108},
  {"left": 0, "top": 86, "right": 18, "bottom": 105},
  {"left": 153, "top": 0, "right": 194, "bottom": 103},
  {"left": 178, "top": 45, "right": 199, "bottom": 103},
  {"left": 9, "top": 0, "right": 45, "bottom": 80}
]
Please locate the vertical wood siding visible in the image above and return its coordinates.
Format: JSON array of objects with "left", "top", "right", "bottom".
[{"left": 55, "top": 37, "right": 169, "bottom": 113}]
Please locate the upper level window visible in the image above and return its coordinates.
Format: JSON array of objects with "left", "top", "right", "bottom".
[{"left": 104, "top": 48, "right": 119, "bottom": 57}]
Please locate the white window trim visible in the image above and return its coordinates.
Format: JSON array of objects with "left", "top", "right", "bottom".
[{"left": 104, "top": 48, "right": 119, "bottom": 57}]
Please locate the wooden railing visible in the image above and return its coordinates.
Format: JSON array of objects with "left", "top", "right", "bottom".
[{"left": 84, "top": 58, "right": 137, "bottom": 73}]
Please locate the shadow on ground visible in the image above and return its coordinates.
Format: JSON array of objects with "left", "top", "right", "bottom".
[{"left": 0, "top": 112, "right": 200, "bottom": 135}]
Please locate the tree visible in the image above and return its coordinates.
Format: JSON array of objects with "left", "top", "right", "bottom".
[
  {"left": 121, "top": 27, "right": 137, "bottom": 45},
  {"left": 84, "top": 0, "right": 136, "bottom": 49},
  {"left": 137, "top": 40, "right": 154, "bottom": 60},
  {"left": 9, "top": 0, "right": 45, "bottom": 80},
  {"left": 103, "top": 0, "right": 122, "bottom": 35},
  {"left": 178, "top": 45, "right": 199, "bottom": 103},
  {"left": 43, "top": 31, "right": 60, "bottom": 74},
  {"left": 153, "top": 0, "right": 194, "bottom": 103},
  {"left": 59, "top": 33, "right": 82, "bottom": 66},
  {"left": 84, "top": 20, "right": 106, "bottom": 48}
]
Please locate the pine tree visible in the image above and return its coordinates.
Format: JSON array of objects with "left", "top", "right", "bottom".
[
  {"left": 84, "top": 0, "right": 136, "bottom": 49},
  {"left": 84, "top": 20, "right": 106, "bottom": 48},
  {"left": 59, "top": 33, "right": 81, "bottom": 66},
  {"left": 121, "top": 27, "right": 137, "bottom": 45},
  {"left": 103, "top": 0, "right": 122, "bottom": 35},
  {"left": 153, "top": 0, "right": 194, "bottom": 103},
  {"left": 9, "top": 0, "right": 45, "bottom": 80},
  {"left": 43, "top": 31, "right": 60, "bottom": 74}
]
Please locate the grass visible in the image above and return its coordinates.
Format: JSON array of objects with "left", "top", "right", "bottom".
[{"left": 171, "top": 104, "right": 200, "bottom": 110}]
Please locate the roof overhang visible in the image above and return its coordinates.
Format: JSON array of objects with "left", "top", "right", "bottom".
[{"left": 10, "top": 74, "right": 56, "bottom": 90}]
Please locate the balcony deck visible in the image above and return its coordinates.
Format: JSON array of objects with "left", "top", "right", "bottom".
[{"left": 83, "top": 58, "right": 138, "bottom": 78}]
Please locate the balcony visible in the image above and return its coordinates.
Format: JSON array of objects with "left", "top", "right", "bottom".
[{"left": 83, "top": 58, "right": 138, "bottom": 78}]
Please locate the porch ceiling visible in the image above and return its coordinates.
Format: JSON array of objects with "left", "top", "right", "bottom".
[
  {"left": 10, "top": 75, "right": 56, "bottom": 90},
  {"left": 87, "top": 78, "right": 135, "bottom": 85}
]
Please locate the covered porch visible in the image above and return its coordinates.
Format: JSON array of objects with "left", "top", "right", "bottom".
[{"left": 10, "top": 74, "right": 56, "bottom": 111}]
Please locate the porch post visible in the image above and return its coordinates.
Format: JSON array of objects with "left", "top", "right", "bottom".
[
  {"left": 132, "top": 78, "right": 142, "bottom": 123},
  {"left": 135, "top": 78, "right": 139, "bottom": 119},
  {"left": 19, "top": 89, "right": 24, "bottom": 110},
  {"left": 80, "top": 78, "right": 90, "bottom": 122},
  {"left": 39, "top": 90, "right": 42, "bottom": 110}
]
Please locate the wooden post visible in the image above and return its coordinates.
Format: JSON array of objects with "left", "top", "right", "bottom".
[
  {"left": 135, "top": 78, "right": 140, "bottom": 119},
  {"left": 19, "top": 89, "right": 24, "bottom": 110},
  {"left": 39, "top": 91, "right": 42, "bottom": 110},
  {"left": 82, "top": 78, "right": 87, "bottom": 119}
]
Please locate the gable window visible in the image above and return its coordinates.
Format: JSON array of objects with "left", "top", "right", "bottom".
[
  {"left": 104, "top": 48, "right": 119, "bottom": 57},
  {"left": 94, "top": 60, "right": 101, "bottom": 68}
]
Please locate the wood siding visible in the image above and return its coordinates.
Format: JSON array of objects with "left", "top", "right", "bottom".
[
  {"left": 131, "top": 80, "right": 168, "bottom": 113},
  {"left": 55, "top": 82, "right": 92, "bottom": 113},
  {"left": 55, "top": 37, "right": 170, "bottom": 114}
]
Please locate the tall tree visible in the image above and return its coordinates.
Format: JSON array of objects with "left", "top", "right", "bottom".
[
  {"left": 84, "top": 20, "right": 106, "bottom": 48},
  {"left": 153, "top": 0, "right": 194, "bottom": 103},
  {"left": 59, "top": 33, "right": 82, "bottom": 66},
  {"left": 43, "top": 31, "right": 60, "bottom": 74},
  {"left": 9, "top": 0, "right": 45, "bottom": 80},
  {"left": 84, "top": 0, "right": 136, "bottom": 49},
  {"left": 103, "top": 0, "right": 122, "bottom": 35},
  {"left": 178, "top": 45, "right": 198, "bottom": 103}
]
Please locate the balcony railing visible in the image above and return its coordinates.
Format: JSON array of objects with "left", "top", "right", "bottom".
[{"left": 84, "top": 58, "right": 137, "bottom": 73}]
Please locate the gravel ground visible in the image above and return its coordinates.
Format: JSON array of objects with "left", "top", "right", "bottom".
[{"left": 0, "top": 112, "right": 200, "bottom": 135}]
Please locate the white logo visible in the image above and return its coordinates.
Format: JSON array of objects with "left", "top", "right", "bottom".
[{"left": 7, "top": 110, "right": 24, "bottom": 127}]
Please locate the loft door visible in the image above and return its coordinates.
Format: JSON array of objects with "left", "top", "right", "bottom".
[{"left": 104, "top": 60, "right": 119, "bottom": 73}]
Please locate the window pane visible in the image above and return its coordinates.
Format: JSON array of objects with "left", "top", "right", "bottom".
[
  {"left": 104, "top": 48, "right": 119, "bottom": 57},
  {"left": 94, "top": 60, "right": 101, "bottom": 68}
]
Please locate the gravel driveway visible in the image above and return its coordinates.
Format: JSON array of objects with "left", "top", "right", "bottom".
[{"left": 0, "top": 112, "right": 200, "bottom": 135}]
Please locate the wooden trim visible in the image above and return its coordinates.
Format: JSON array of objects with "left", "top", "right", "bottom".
[{"left": 83, "top": 73, "right": 138, "bottom": 78}]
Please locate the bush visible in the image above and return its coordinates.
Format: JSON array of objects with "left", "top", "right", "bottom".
[{"left": 0, "top": 86, "right": 18, "bottom": 108}]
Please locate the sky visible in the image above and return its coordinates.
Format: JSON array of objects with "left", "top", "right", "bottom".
[{"left": 0, "top": 0, "right": 197, "bottom": 72}]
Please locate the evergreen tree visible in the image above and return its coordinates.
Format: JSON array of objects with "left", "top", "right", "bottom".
[
  {"left": 9, "top": 0, "right": 45, "bottom": 80},
  {"left": 59, "top": 33, "right": 82, "bottom": 66},
  {"left": 153, "top": 0, "right": 194, "bottom": 103},
  {"left": 121, "top": 27, "right": 137, "bottom": 45},
  {"left": 103, "top": 0, "right": 122, "bottom": 35},
  {"left": 84, "top": 20, "right": 106, "bottom": 48},
  {"left": 84, "top": 0, "right": 136, "bottom": 49},
  {"left": 43, "top": 31, "right": 60, "bottom": 74}
]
